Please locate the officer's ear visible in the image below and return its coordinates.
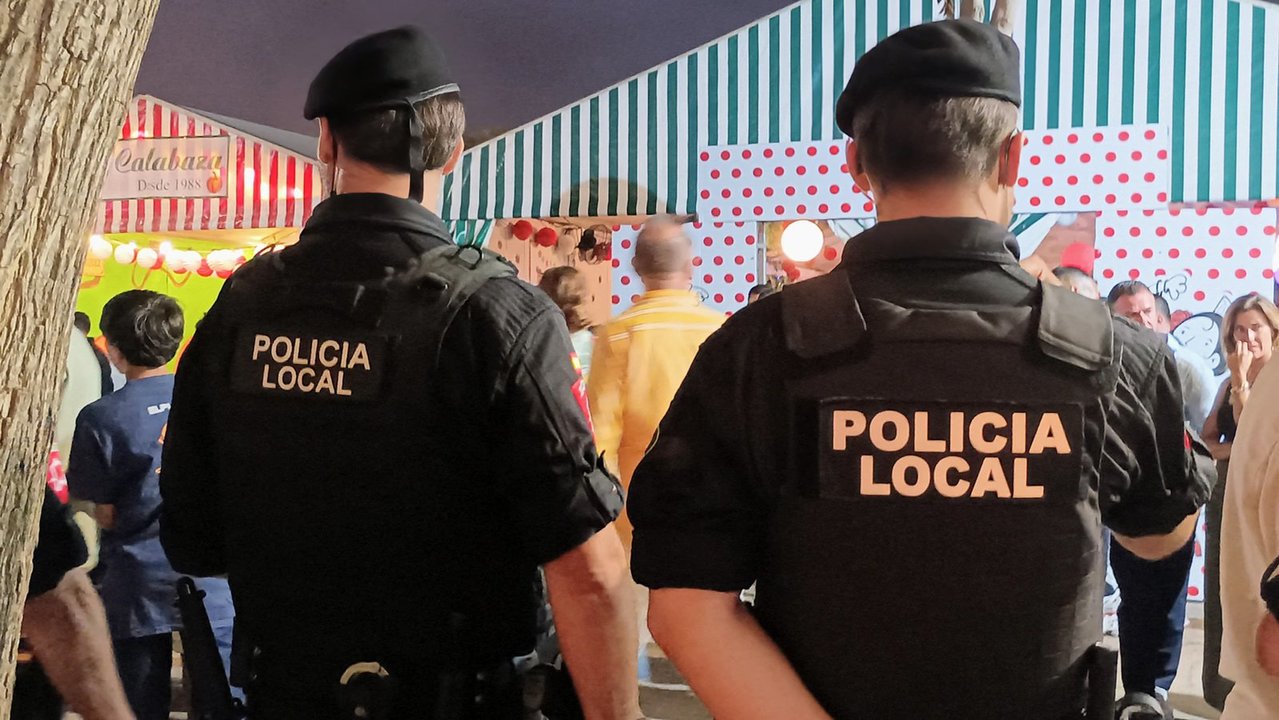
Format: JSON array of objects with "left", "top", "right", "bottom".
[
  {"left": 998, "top": 131, "right": 1024, "bottom": 189},
  {"left": 317, "top": 118, "right": 336, "bottom": 165},
  {"left": 441, "top": 136, "right": 466, "bottom": 176},
  {"left": 844, "top": 140, "right": 873, "bottom": 194}
]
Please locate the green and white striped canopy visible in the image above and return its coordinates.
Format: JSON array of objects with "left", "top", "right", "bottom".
[{"left": 441, "top": 0, "right": 1279, "bottom": 221}]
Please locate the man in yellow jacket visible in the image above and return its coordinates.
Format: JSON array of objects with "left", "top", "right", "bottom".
[{"left": 588, "top": 217, "right": 726, "bottom": 555}]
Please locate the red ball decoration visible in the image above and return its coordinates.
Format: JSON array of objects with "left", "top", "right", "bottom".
[
  {"left": 1059, "top": 242, "right": 1096, "bottom": 275},
  {"left": 512, "top": 220, "right": 535, "bottom": 241},
  {"left": 151, "top": 255, "right": 166, "bottom": 270},
  {"left": 597, "top": 243, "right": 612, "bottom": 261},
  {"left": 196, "top": 259, "right": 213, "bottom": 277},
  {"left": 534, "top": 227, "right": 559, "bottom": 248}
]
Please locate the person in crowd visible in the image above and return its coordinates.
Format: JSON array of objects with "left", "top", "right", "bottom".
[
  {"left": 20, "top": 486, "right": 135, "bottom": 720},
  {"left": 1110, "top": 281, "right": 1214, "bottom": 429},
  {"left": 1219, "top": 324, "right": 1279, "bottom": 718},
  {"left": 1152, "top": 294, "right": 1216, "bottom": 431},
  {"left": 75, "top": 311, "right": 115, "bottom": 397},
  {"left": 159, "top": 26, "right": 637, "bottom": 719},
  {"left": 67, "top": 290, "right": 235, "bottom": 720},
  {"left": 538, "top": 266, "right": 597, "bottom": 380},
  {"left": 57, "top": 322, "right": 107, "bottom": 578},
  {"left": 1208, "top": 293, "right": 1279, "bottom": 712},
  {"left": 587, "top": 216, "right": 725, "bottom": 682},
  {"left": 1104, "top": 280, "right": 1205, "bottom": 717},
  {"left": 629, "top": 20, "right": 1211, "bottom": 719},
  {"left": 1051, "top": 266, "right": 1099, "bottom": 300},
  {"left": 747, "top": 283, "right": 777, "bottom": 305},
  {"left": 587, "top": 216, "right": 726, "bottom": 555}
]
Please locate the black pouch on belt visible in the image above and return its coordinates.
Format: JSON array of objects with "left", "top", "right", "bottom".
[{"left": 1084, "top": 638, "right": 1119, "bottom": 720}]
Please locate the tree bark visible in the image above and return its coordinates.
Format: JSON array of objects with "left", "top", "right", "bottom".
[
  {"left": 990, "top": 0, "right": 1020, "bottom": 35},
  {"left": 960, "top": 0, "right": 986, "bottom": 20},
  {"left": 0, "top": 0, "right": 160, "bottom": 713}
]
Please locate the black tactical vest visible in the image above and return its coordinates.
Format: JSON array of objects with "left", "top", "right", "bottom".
[
  {"left": 757, "top": 271, "right": 1118, "bottom": 720},
  {"left": 203, "top": 244, "right": 538, "bottom": 669}
]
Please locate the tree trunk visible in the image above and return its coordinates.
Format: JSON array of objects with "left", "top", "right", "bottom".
[
  {"left": 960, "top": 0, "right": 986, "bottom": 20},
  {"left": 990, "top": 0, "right": 1020, "bottom": 35},
  {"left": 0, "top": 0, "right": 159, "bottom": 712}
]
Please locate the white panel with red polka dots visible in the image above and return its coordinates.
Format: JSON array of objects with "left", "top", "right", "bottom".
[
  {"left": 1094, "top": 207, "right": 1277, "bottom": 307},
  {"left": 1018, "top": 126, "right": 1171, "bottom": 213},
  {"left": 609, "top": 222, "right": 761, "bottom": 317},
  {"left": 1190, "top": 518, "right": 1207, "bottom": 603},
  {"left": 696, "top": 125, "right": 1171, "bottom": 221},
  {"left": 697, "top": 143, "right": 871, "bottom": 222}
]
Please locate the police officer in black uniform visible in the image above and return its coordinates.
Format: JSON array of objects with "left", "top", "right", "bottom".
[
  {"left": 159, "top": 27, "right": 641, "bottom": 720},
  {"left": 629, "top": 20, "right": 1213, "bottom": 720}
]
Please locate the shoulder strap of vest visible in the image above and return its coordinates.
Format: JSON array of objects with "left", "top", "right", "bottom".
[
  {"left": 1037, "top": 282, "right": 1115, "bottom": 371},
  {"left": 399, "top": 244, "right": 517, "bottom": 299},
  {"left": 398, "top": 245, "right": 517, "bottom": 370},
  {"left": 782, "top": 271, "right": 867, "bottom": 359}
]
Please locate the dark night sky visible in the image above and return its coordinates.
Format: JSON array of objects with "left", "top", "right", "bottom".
[{"left": 136, "top": 0, "right": 791, "bottom": 138}]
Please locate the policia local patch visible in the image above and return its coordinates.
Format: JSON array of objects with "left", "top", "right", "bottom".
[
  {"left": 230, "top": 330, "right": 388, "bottom": 401},
  {"left": 817, "top": 399, "right": 1083, "bottom": 503}
]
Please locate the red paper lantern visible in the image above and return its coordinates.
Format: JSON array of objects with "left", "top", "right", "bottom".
[
  {"left": 597, "top": 243, "right": 613, "bottom": 261},
  {"left": 535, "top": 227, "right": 559, "bottom": 248},
  {"left": 197, "top": 259, "right": 213, "bottom": 277},
  {"left": 512, "top": 220, "right": 535, "bottom": 241}
]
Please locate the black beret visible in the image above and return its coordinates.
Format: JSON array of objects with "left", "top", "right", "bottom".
[
  {"left": 304, "top": 26, "right": 459, "bottom": 120},
  {"left": 835, "top": 19, "right": 1021, "bottom": 137}
]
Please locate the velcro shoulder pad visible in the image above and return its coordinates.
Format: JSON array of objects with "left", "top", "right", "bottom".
[
  {"left": 782, "top": 272, "right": 867, "bottom": 359},
  {"left": 400, "top": 245, "right": 518, "bottom": 370},
  {"left": 404, "top": 245, "right": 516, "bottom": 291},
  {"left": 1037, "top": 283, "right": 1115, "bottom": 371}
]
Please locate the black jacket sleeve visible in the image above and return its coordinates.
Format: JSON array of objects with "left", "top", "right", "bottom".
[
  {"left": 629, "top": 317, "right": 775, "bottom": 592},
  {"left": 1100, "top": 326, "right": 1215, "bottom": 537},
  {"left": 159, "top": 316, "right": 229, "bottom": 576},
  {"left": 496, "top": 306, "right": 623, "bottom": 565}
]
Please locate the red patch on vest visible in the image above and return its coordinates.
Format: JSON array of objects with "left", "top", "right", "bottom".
[
  {"left": 46, "top": 449, "right": 68, "bottom": 504},
  {"left": 1185, "top": 430, "right": 1192, "bottom": 450},
  {"left": 570, "top": 352, "right": 593, "bottom": 430}
]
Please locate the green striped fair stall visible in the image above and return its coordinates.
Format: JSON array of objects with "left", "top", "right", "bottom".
[{"left": 441, "top": 0, "right": 1279, "bottom": 222}]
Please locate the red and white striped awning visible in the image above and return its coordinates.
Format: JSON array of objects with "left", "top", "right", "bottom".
[{"left": 94, "top": 95, "right": 323, "bottom": 235}]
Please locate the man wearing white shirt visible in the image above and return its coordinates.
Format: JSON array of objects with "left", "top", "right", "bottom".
[
  {"left": 1220, "top": 358, "right": 1279, "bottom": 718},
  {"left": 1153, "top": 294, "right": 1217, "bottom": 432}
]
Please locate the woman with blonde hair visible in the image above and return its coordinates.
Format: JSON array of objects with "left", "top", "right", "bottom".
[
  {"left": 538, "top": 266, "right": 596, "bottom": 380},
  {"left": 1204, "top": 292, "right": 1279, "bottom": 713}
]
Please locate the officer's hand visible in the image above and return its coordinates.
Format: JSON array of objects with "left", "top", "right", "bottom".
[
  {"left": 1257, "top": 612, "right": 1279, "bottom": 676},
  {"left": 1019, "top": 256, "right": 1061, "bottom": 287}
]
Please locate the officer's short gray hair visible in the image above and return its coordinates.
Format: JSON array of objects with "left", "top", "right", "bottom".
[{"left": 851, "top": 91, "right": 1019, "bottom": 193}]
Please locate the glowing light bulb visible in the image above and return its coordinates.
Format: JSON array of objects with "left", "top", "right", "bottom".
[{"left": 780, "top": 220, "right": 824, "bottom": 263}]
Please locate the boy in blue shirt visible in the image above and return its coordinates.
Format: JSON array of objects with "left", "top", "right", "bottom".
[{"left": 69, "top": 290, "right": 235, "bottom": 720}]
